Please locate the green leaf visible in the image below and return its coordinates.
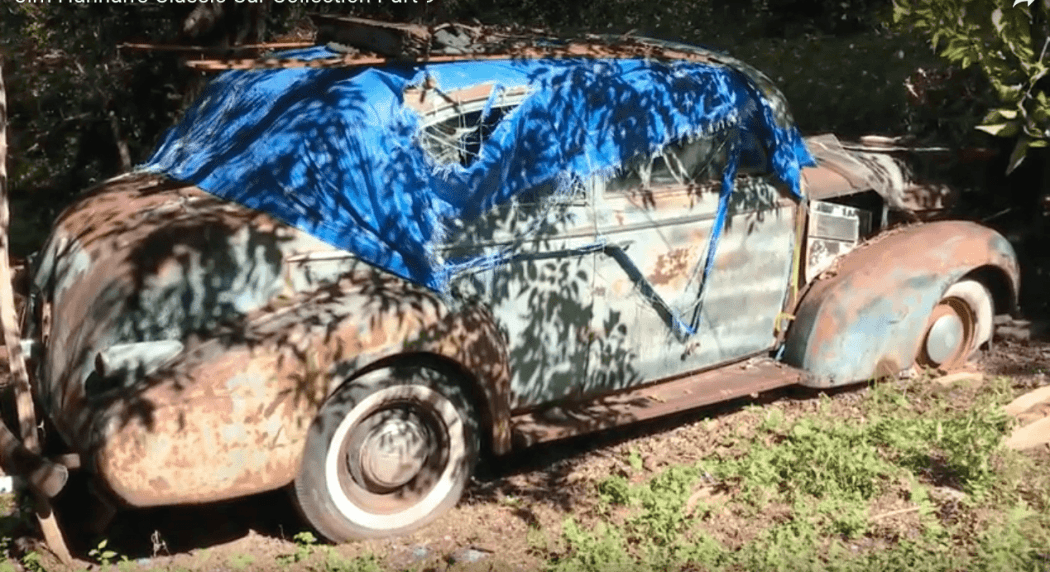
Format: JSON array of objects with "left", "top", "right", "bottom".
[
  {"left": 975, "top": 120, "right": 1020, "bottom": 137},
  {"left": 1032, "top": 101, "right": 1050, "bottom": 123},
  {"left": 1006, "top": 135, "right": 1031, "bottom": 174},
  {"left": 991, "top": 8, "right": 1005, "bottom": 33},
  {"left": 995, "top": 81, "right": 1026, "bottom": 103}
]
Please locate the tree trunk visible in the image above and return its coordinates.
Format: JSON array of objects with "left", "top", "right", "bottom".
[{"left": 0, "top": 55, "right": 74, "bottom": 566}]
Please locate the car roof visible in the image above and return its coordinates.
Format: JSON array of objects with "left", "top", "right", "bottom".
[{"left": 143, "top": 39, "right": 814, "bottom": 293}]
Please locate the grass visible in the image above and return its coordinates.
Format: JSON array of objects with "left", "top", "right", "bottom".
[
  {"left": 0, "top": 375, "right": 1046, "bottom": 571},
  {"left": 545, "top": 374, "right": 1050, "bottom": 572}
]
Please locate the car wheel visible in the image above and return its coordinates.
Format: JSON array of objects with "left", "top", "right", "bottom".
[
  {"left": 293, "top": 361, "right": 479, "bottom": 542},
  {"left": 916, "top": 279, "right": 994, "bottom": 371}
]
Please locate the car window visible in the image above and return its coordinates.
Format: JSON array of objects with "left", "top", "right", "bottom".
[
  {"left": 606, "top": 130, "right": 769, "bottom": 193},
  {"left": 516, "top": 178, "right": 592, "bottom": 206},
  {"left": 418, "top": 89, "right": 590, "bottom": 207},
  {"left": 420, "top": 103, "right": 519, "bottom": 167},
  {"left": 417, "top": 87, "right": 530, "bottom": 167}
]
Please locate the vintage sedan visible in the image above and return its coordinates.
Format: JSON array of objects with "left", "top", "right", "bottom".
[{"left": 14, "top": 34, "right": 1018, "bottom": 542}]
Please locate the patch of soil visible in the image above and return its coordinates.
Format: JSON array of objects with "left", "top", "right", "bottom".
[{"left": 984, "top": 335, "right": 1050, "bottom": 390}]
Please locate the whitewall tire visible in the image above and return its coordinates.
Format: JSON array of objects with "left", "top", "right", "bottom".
[{"left": 292, "top": 361, "right": 479, "bottom": 542}]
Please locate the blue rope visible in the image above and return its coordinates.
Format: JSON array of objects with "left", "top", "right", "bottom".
[{"left": 686, "top": 142, "right": 740, "bottom": 335}]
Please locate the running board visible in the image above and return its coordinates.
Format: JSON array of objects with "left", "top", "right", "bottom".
[{"left": 511, "top": 361, "right": 804, "bottom": 447}]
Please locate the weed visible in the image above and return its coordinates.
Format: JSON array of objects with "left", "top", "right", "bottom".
[
  {"left": 499, "top": 494, "right": 521, "bottom": 507},
  {"left": 815, "top": 494, "right": 869, "bottom": 538},
  {"left": 323, "top": 552, "right": 384, "bottom": 572},
  {"left": 735, "top": 515, "right": 823, "bottom": 572},
  {"left": 715, "top": 416, "right": 894, "bottom": 504},
  {"left": 625, "top": 449, "right": 643, "bottom": 473},
  {"left": 672, "top": 531, "right": 725, "bottom": 570},
  {"left": 20, "top": 551, "right": 44, "bottom": 572},
  {"left": 868, "top": 397, "right": 1009, "bottom": 497},
  {"left": 526, "top": 525, "right": 551, "bottom": 557},
  {"left": 630, "top": 465, "right": 701, "bottom": 546},
  {"left": 548, "top": 518, "right": 633, "bottom": 572},
  {"left": 596, "top": 475, "right": 631, "bottom": 506},
  {"left": 545, "top": 375, "right": 1048, "bottom": 572},
  {"left": 761, "top": 407, "right": 785, "bottom": 432},
  {"left": 974, "top": 503, "right": 1050, "bottom": 572},
  {"left": 89, "top": 538, "right": 126, "bottom": 567},
  {"left": 278, "top": 530, "right": 319, "bottom": 565},
  {"left": 846, "top": 539, "right": 963, "bottom": 572},
  {"left": 226, "top": 552, "right": 254, "bottom": 571},
  {"left": 904, "top": 475, "right": 945, "bottom": 538},
  {"left": 596, "top": 464, "right": 702, "bottom": 547}
]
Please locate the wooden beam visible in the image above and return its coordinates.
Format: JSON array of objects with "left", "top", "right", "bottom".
[
  {"left": 309, "top": 14, "right": 431, "bottom": 57},
  {"left": 119, "top": 41, "right": 314, "bottom": 53},
  {"left": 183, "top": 41, "right": 710, "bottom": 72}
]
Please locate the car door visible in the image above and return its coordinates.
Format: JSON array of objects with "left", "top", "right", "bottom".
[
  {"left": 419, "top": 84, "right": 597, "bottom": 410},
  {"left": 587, "top": 131, "right": 799, "bottom": 391},
  {"left": 442, "top": 187, "right": 598, "bottom": 410}
]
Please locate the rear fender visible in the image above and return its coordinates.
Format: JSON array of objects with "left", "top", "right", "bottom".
[
  {"left": 194, "top": 269, "right": 514, "bottom": 456},
  {"left": 88, "top": 270, "right": 511, "bottom": 507},
  {"left": 782, "top": 221, "right": 1019, "bottom": 387}
]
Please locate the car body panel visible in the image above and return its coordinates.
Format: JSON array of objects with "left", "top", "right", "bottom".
[
  {"left": 589, "top": 175, "right": 797, "bottom": 389},
  {"left": 87, "top": 268, "right": 511, "bottom": 506},
  {"left": 440, "top": 189, "right": 599, "bottom": 411},
  {"left": 783, "top": 221, "right": 1020, "bottom": 386},
  {"left": 803, "top": 134, "right": 959, "bottom": 219}
]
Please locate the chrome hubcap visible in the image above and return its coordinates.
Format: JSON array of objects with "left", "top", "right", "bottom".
[
  {"left": 925, "top": 312, "right": 964, "bottom": 365},
  {"left": 354, "top": 414, "right": 429, "bottom": 490}
]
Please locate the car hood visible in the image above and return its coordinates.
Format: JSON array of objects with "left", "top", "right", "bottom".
[{"left": 802, "top": 134, "right": 957, "bottom": 218}]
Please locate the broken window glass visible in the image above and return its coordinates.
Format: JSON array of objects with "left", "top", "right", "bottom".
[{"left": 419, "top": 101, "right": 521, "bottom": 167}]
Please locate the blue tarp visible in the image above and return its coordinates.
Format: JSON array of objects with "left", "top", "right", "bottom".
[{"left": 143, "top": 46, "right": 814, "bottom": 296}]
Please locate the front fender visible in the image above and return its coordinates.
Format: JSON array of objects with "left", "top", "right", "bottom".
[{"left": 783, "top": 221, "right": 1019, "bottom": 386}]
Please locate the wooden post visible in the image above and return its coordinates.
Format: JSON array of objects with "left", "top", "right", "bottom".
[{"left": 0, "top": 55, "right": 74, "bottom": 565}]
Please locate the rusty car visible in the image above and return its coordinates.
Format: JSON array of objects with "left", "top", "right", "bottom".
[{"left": 9, "top": 29, "right": 1018, "bottom": 543}]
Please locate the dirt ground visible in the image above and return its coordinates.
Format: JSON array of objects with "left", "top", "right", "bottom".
[{"left": 0, "top": 319, "right": 1047, "bottom": 571}]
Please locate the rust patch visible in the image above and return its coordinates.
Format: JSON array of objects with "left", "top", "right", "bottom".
[{"left": 648, "top": 247, "right": 693, "bottom": 287}]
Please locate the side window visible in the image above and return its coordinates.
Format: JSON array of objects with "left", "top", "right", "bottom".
[{"left": 606, "top": 130, "right": 769, "bottom": 194}]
